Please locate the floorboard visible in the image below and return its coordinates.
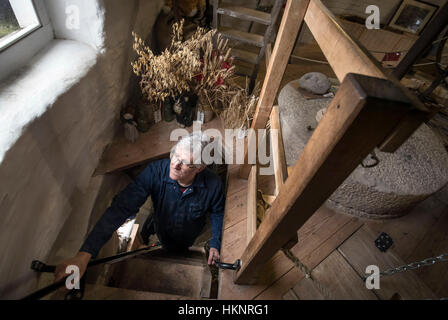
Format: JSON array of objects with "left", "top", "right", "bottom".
[
  {"left": 365, "top": 195, "right": 447, "bottom": 261},
  {"left": 293, "top": 250, "right": 377, "bottom": 300},
  {"left": 219, "top": 189, "right": 363, "bottom": 299},
  {"left": 338, "top": 226, "right": 437, "bottom": 300},
  {"left": 407, "top": 203, "right": 448, "bottom": 298},
  {"left": 255, "top": 211, "right": 363, "bottom": 299},
  {"left": 291, "top": 277, "right": 324, "bottom": 300}
]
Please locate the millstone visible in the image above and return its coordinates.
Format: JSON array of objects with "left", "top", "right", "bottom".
[{"left": 278, "top": 80, "right": 448, "bottom": 219}]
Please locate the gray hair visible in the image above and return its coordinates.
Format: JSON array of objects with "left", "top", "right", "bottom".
[{"left": 171, "top": 132, "right": 211, "bottom": 166}]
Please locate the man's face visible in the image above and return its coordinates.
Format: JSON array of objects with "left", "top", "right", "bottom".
[{"left": 169, "top": 147, "right": 203, "bottom": 184}]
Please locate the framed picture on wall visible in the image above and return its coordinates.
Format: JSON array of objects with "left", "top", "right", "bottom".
[{"left": 389, "top": 0, "right": 438, "bottom": 34}]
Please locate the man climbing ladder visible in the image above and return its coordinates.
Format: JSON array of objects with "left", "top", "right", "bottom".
[{"left": 54, "top": 132, "right": 225, "bottom": 282}]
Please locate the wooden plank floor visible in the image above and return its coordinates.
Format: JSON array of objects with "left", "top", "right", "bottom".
[
  {"left": 292, "top": 250, "right": 378, "bottom": 300},
  {"left": 218, "top": 164, "right": 364, "bottom": 299},
  {"left": 338, "top": 226, "right": 437, "bottom": 300},
  {"left": 218, "top": 164, "right": 448, "bottom": 299}
]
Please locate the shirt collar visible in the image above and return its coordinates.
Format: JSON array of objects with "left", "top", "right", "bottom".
[{"left": 164, "top": 168, "right": 206, "bottom": 188}]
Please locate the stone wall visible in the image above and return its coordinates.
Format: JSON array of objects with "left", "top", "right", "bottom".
[{"left": 0, "top": 0, "right": 163, "bottom": 299}]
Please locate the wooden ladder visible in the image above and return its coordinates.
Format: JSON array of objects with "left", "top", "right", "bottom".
[
  {"left": 246, "top": 51, "right": 297, "bottom": 255},
  {"left": 212, "top": 0, "right": 284, "bottom": 93}
]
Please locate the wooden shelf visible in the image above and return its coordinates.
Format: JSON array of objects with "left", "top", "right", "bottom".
[{"left": 93, "top": 117, "right": 224, "bottom": 176}]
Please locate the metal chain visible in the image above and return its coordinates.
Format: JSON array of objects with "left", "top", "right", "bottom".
[
  {"left": 379, "top": 253, "right": 448, "bottom": 277},
  {"left": 281, "top": 248, "right": 335, "bottom": 300},
  {"left": 284, "top": 250, "right": 448, "bottom": 299}
]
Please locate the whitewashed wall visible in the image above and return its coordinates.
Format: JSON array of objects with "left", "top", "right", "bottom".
[{"left": 0, "top": 0, "right": 164, "bottom": 299}]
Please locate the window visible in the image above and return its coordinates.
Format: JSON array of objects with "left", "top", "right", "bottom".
[{"left": 0, "top": 0, "right": 41, "bottom": 52}]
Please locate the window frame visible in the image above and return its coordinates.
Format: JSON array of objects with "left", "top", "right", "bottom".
[
  {"left": 0, "top": 0, "right": 43, "bottom": 52},
  {"left": 0, "top": 0, "right": 53, "bottom": 82}
]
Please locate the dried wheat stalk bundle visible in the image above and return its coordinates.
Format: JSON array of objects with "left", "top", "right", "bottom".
[
  {"left": 195, "top": 33, "right": 235, "bottom": 92},
  {"left": 131, "top": 20, "right": 260, "bottom": 128},
  {"left": 194, "top": 32, "right": 236, "bottom": 112},
  {"left": 131, "top": 20, "right": 212, "bottom": 108},
  {"left": 219, "top": 80, "right": 260, "bottom": 130}
]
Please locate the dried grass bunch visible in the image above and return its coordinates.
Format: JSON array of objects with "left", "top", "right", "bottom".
[
  {"left": 131, "top": 20, "right": 211, "bottom": 107},
  {"left": 131, "top": 19, "right": 259, "bottom": 129},
  {"left": 219, "top": 79, "right": 260, "bottom": 130},
  {"left": 194, "top": 32, "right": 235, "bottom": 111}
]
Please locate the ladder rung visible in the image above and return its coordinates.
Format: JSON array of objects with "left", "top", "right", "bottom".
[
  {"left": 218, "top": 26, "right": 264, "bottom": 47},
  {"left": 234, "top": 64, "right": 253, "bottom": 77},
  {"left": 217, "top": 4, "right": 271, "bottom": 25},
  {"left": 230, "top": 48, "right": 259, "bottom": 64}
]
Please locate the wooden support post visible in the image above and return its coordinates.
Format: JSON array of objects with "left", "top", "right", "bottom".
[
  {"left": 234, "top": 73, "right": 429, "bottom": 284},
  {"left": 269, "top": 106, "right": 288, "bottom": 196},
  {"left": 239, "top": 0, "right": 310, "bottom": 179},
  {"left": 246, "top": 165, "right": 258, "bottom": 245}
]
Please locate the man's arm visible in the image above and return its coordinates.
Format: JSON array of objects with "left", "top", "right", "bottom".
[
  {"left": 54, "top": 164, "right": 157, "bottom": 282},
  {"left": 79, "top": 164, "right": 156, "bottom": 258}
]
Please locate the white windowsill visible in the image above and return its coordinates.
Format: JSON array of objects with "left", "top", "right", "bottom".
[{"left": 0, "top": 39, "right": 98, "bottom": 164}]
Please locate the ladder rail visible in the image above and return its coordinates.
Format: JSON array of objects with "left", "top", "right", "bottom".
[{"left": 23, "top": 244, "right": 163, "bottom": 300}]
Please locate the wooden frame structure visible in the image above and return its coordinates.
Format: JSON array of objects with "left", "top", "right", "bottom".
[{"left": 233, "top": 0, "right": 435, "bottom": 284}]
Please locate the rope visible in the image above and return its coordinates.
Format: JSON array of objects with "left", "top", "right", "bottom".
[
  {"left": 291, "top": 34, "right": 448, "bottom": 69},
  {"left": 290, "top": 54, "right": 329, "bottom": 64},
  {"left": 281, "top": 248, "right": 335, "bottom": 300},
  {"left": 291, "top": 54, "right": 447, "bottom": 69}
]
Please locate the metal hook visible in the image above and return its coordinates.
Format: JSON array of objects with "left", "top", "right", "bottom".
[{"left": 214, "top": 259, "right": 241, "bottom": 270}]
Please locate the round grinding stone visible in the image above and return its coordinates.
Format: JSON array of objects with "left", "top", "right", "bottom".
[{"left": 278, "top": 80, "right": 448, "bottom": 219}]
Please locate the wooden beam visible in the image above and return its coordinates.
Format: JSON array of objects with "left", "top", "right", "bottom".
[
  {"left": 246, "top": 165, "right": 258, "bottom": 245},
  {"left": 304, "top": 0, "right": 386, "bottom": 82},
  {"left": 234, "top": 73, "right": 424, "bottom": 284},
  {"left": 239, "top": 0, "right": 310, "bottom": 179},
  {"left": 269, "top": 106, "right": 288, "bottom": 196},
  {"left": 302, "top": 0, "right": 434, "bottom": 152},
  {"left": 265, "top": 42, "right": 272, "bottom": 69}
]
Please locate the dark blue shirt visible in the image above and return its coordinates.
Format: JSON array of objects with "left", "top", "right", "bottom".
[{"left": 80, "top": 159, "right": 225, "bottom": 258}]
